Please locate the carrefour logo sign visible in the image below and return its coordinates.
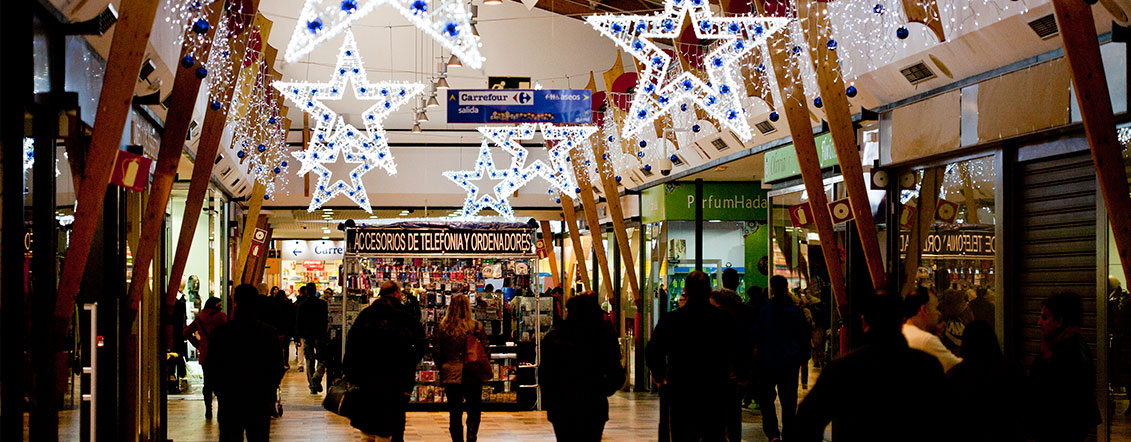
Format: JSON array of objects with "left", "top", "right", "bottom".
[{"left": 458, "top": 91, "right": 533, "bottom": 105}]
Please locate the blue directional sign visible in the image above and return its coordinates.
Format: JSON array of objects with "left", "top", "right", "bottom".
[{"left": 446, "top": 89, "right": 593, "bottom": 124}]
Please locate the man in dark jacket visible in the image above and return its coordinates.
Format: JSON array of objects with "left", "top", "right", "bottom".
[
  {"left": 752, "top": 275, "right": 811, "bottom": 442},
  {"left": 207, "top": 284, "right": 286, "bottom": 442},
  {"left": 344, "top": 281, "right": 427, "bottom": 442},
  {"left": 646, "top": 271, "right": 744, "bottom": 441},
  {"left": 295, "top": 282, "right": 329, "bottom": 394},
  {"left": 794, "top": 293, "right": 949, "bottom": 442}
]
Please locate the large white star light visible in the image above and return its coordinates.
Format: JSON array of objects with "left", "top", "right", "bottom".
[
  {"left": 444, "top": 142, "right": 517, "bottom": 219},
  {"left": 284, "top": 0, "right": 484, "bottom": 69},
  {"left": 295, "top": 124, "right": 381, "bottom": 213},
  {"left": 539, "top": 124, "right": 598, "bottom": 197},
  {"left": 586, "top": 1, "right": 790, "bottom": 141}
]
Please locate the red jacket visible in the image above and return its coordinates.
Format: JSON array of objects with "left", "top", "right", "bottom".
[{"left": 184, "top": 307, "right": 228, "bottom": 365}]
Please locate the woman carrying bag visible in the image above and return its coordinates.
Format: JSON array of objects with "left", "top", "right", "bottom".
[{"left": 434, "top": 293, "right": 491, "bottom": 442}]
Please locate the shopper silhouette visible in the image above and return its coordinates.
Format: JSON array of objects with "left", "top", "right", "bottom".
[
  {"left": 794, "top": 293, "right": 949, "bottom": 442},
  {"left": 1026, "top": 292, "right": 1101, "bottom": 442},
  {"left": 647, "top": 270, "right": 743, "bottom": 441},
  {"left": 752, "top": 275, "right": 810, "bottom": 442},
  {"left": 945, "top": 320, "right": 1023, "bottom": 441},
  {"left": 184, "top": 297, "right": 227, "bottom": 419},
  {"left": 295, "top": 282, "right": 329, "bottom": 394},
  {"left": 541, "top": 292, "right": 625, "bottom": 442},
  {"left": 207, "top": 284, "right": 286, "bottom": 442},
  {"left": 344, "top": 281, "right": 427, "bottom": 442},
  {"left": 433, "top": 293, "right": 489, "bottom": 442},
  {"left": 902, "top": 287, "right": 962, "bottom": 372},
  {"left": 709, "top": 286, "right": 754, "bottom": 442}
]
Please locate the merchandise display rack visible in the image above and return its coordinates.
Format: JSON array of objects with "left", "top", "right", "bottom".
[{"left": 340, "top": 221, "right": 545, "bottom": 410}]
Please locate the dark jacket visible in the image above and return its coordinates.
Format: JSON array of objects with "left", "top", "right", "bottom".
[
  {"left": 205, "top": 315, "right": 286, "bottom": 410},
  {"left": 541, "top": 320, "right": 625, "bottom": 424},
  {"left": 946, "top": 358, "right": 1024, "bottom": 442},
  {"left": 646, "top": 300, "right": 743, "bottom": 399},
  {"left": 794, "top": 334, "right": 949, "bottom": 442},
  {"left": 345, "top": 296, "right": 427, "bottom": 395},
  {"left": 183, "top": 306, "right": 227, "bottom": 365},
  {"left": 752, "top": 294, "right": 811, "bottom": 372},
  {"left": 295, "top": 295, "right": 329, "bottom": 341},
  {"left": 1027, "top": 333, "right": 1102, "bottom": 440},
  {"left": 275, "top": 295, "right": 296, "bottom": 339},
  {"left": 433, "top": 321, "right": 489, "bottom": 384}
]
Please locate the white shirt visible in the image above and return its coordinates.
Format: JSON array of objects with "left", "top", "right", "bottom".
[{"left": 902, "top": 323, "right": 963, "bottom": 372}]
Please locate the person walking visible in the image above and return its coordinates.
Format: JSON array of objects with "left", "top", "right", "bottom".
[
  {"left": 273, "top": 286, "right": 296, "bottom": 370},
  {"left": 1027, "top": 293, "right": 1102, "bottom": 442},
  {"left": 344, "top": 281, "right": 427, "bottom": 442},
  {"left": 541, "top": 292, "right": 625, "bottom": 442},
  {"left": 903, "top": 287, "right": 963, "bottom": 372},
  {"left": 295, "top": 282, "right": 329, "bottom": 394},
  {"left": 647, "top": 271, "right": 745, "bottom": 441},
  {"left": 794, "top": 293, "right": 950, "bottom": 442},
  {"left": 433, "top": 293, "right": 489, "bottom": 442},
  {"left": 207, "top": 284, "right": 286, "bottom": 442},
  {"left": 945, "top": 320, "right": 1023, "bottom": 442},
  {"left": 710, "top": 287, "right": 754, "bottom": 442},
  {"left": 752, "top": 275, "right": 811, "bottom": 442},
  {"left": 184, "top": 297, "right": 227, "bottom": 419}
]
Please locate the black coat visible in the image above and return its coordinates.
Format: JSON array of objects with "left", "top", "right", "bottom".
[
  {"left": 645, "top": 300, "right": 744, "bottom": 400},
  {"left": 946, "top": 358, "right": 1024, "bottom": 442},
  {"left": 295, "top": 295, "right": 329, "bottom": 341},
  {"left": 1027, "top": 333, "right": 1102, "bottom": 440},
  {"left": 205, "top": 316, "right": 286, "bottom": 412},
  {"left": 794, "top": 334, "right": 950, "bottom": 442},
  {"left": 540, "top": 321, "right": 624, "bottom": 424},
  {"left": 344, "top": 297, "right": 427, "bottom": 435}
]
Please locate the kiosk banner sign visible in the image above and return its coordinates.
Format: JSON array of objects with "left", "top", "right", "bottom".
[
  {"left": 899, "top": 231, "right": 996, "bottom": 257},
  {"left": 347, "top": 227, "right": 536, "bottom": 257}
]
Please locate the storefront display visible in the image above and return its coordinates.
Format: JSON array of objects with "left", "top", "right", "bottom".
[
  {"left": 340, "top": 222, "right": 541, "bottom": 410},
  {"left": 279, "top": 239, "right": 345, "bottom": 295}
]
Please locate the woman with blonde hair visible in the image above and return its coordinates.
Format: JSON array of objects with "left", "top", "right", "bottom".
[{"left": 434, "top": 293, "right": 490, "bottom": 442}]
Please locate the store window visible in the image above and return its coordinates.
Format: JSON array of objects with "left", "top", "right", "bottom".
[{"left": 896, "top": 155, "right": 998, "bottom": 352}]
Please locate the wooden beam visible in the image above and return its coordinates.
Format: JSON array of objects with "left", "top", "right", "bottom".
[
  {"left": 561, "top": 195, "right": 592, "bottom": 292},
  {"left": 127, "top": 0, "right": 224, "bottom": 323},
  {"left": 248, "top": 220, "right": 271, "bottom": 285},
  {"left": 801, "top": 0, "right": 886, "bottom": 290},
  {"left": 569, "top": 157, "right": 617, "bottom": 306},
  {"left": 901, "top": 0, "right": 945, "bottom": 42},
  {"left": 592, "top": 139, "right": 642, "bottom": 309},
  {"left": 233, "top": 182, "right": 268, "bottom": 284},
  {"left": 757, "top": 0, "right": 849, "bottom": 318},
  {"left": 1052, "top": 0, "right": 1131, "bottom": 293},
  {"left": 55, "top": 0, "right": 161, "bottom": 325},
  {"left": 902, "top": 167, "right": 943, "bottom": 295},
  {"left": 540, "top": 220, "right": 561, "bottom": 288},
  {"left": 166, "top": 0, "right": 265, "bottom": 305}
]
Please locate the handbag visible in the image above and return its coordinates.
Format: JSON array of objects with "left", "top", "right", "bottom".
[
  {"left": 464, "top": 334, "right": 493, "bottom": 383},
  {"left": 322, "top": 379, "right": 360, "bottom": 417}
]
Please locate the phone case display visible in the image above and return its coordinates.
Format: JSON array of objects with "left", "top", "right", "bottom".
[{"left": 516, "top": 296, "right": 553, "bottom": 343}]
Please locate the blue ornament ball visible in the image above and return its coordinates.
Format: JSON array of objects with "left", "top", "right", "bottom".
[
  {"left": 195, "top": 67, "right": 208, "bottom": 79},
  {"left": 264, "top": 194, "right": 271, "bottom": 200},
  {"left": 692, "top": 124, "right": 701, "bottom": 133},
  {"left": 643, "top": 164, "right": 652, "bottom": 172},
  {"left": 341, "top": 0, "right": 358, "bottom": 12},
  {"left": 670, "top": 154, "right": 679, "bottom": 162},
  {"left": 846, "top": 86, "right": 858, "bottom": 98},
  {"left": 180, "top": 55, "right": 195, "bottom": 69},
  {"left": 615, "top": 176, "right": 622, "bottom": 183},
  {"left": 768, "top": 111, "right": 780, "bottom": 122},
  {"left": 236, "top": 151, "right": 246, "bottom": 158},
  {"left": 827, "top": 39, "right": 837, "bottom": 50},
  {"left": 192, "top": 19, "right": 210, "bottom": 35},
  {"left": 281, "top": 161, "right": 288, "bottom": 167},
  {"left": 639, "top": 140, "right": 647, "bottom": 148},
  {"left": 257, "top": 144, "right": 266, "bottom": 153},
  {"left": 273, "top": 167, "right": 281, "bottom": 174},
  {"left": 210, "top": 101, "right": 222, "bottom": 111},
  {"left": 813, "top": 97, "right": 823, "bottom": 108},
  {"left": 307, "top": 18, "right": 324, "bottom": 33},
  {"left": 896, "top": 26, "right": 909, "bottom": 39}
]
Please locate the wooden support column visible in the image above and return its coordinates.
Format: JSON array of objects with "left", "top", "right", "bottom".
[
  {"left": 592, "top": 139, "right": 642, "bottom": 306},
  {"left": 561, "top": 195, "right": 592, "bottom": 292},
  {"left": 248, "top": 220, "right": 271, "bottom": 285},
  {"left": 757, "top": 1, "right": 849, "bottom": 318},
  {"left": 166, "top": 0, "right": 264, "bottom": 303},
  {"left": 801, "top": 0, "right": 886, "bottom": 290},
  {"left": 902, "top": 168, "right": 943, "bottom": 295},
  {"left": 570, "top": 159, "right": 617, "bottom": 306},
  {"left": 55, "top": 0, "right": 161, "bottom": 332},
  {"left": 1052, "top": 0, "right": 1131, "bottom": 287},
  {"left": 540, "top": 220, "right": 561, "bottom": 288},
  {"left": 127, "top": 0, "right": 223, "bottom": 320},
  {"left": 233, "top": 182, "right": 268, "bottom": 284}
]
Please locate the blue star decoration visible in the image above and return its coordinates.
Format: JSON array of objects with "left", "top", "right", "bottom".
[
  {"left": 284, "top": 0, "right": 484, "bottom": 69},
  {"left": 586, "top": 0, "right": 789, "bottom": 141},
  {"left": 443, "top": 142, "right": 520, "bottom": 219},
  {"left": 538, "top": 124, "right": 598, "bottom": 196},
  {"left": 293, "top": 124, "right": 380, "bottom": 213},
  {"left": 274, "top": 29, "right": 424, "bottom": 181}
]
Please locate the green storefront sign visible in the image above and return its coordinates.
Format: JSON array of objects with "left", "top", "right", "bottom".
[
  {"left": 642, "top": 181, "right": 768, "bottom": 223},
  {"left": 763, "top": 133, "right": 840, "bottom": 182}
]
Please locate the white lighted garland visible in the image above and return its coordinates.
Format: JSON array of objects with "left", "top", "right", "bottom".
[
  {"left": 586, "top": 0, "right": 790, "bottom": 141},
  {"left": 284, "top": 0, "right": 484, "bottom": 69}
]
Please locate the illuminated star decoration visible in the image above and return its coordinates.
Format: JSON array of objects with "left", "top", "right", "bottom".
[
  {"left": 586, "top": 0, "right": 789, "bottom": 141},
  {"left": 23, "top": 138, "right": 61, "bottom": 178},
  {"left": 284, "top": 0, "right": 484, "bottom": 69},
  {"left": 444, "top": 142, "right": 519, "bottom": 219},
  {"left": 295, "top": 124, "right": 380, "bottom": 213},
  {"left": 538, "top": 124, "right": 598, "bottom": 197}
]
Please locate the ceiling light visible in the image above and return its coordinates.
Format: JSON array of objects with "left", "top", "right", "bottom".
[
  {"left": 426, "top": 95, "right": 439, "bottom": 107},
  {"left": 322, "top": 236, "right": 329, "bottom": 240},
  {"left": 447, "top": 54, "right": 462, "bottom": 68},
  {"left": 416, "top": 110, "right": 429, "bottom": 122},
  {"left": 484, "top": 0, "right": 501, "bottom": 5},
  {"left": 435, "top": 77, "right": 450, "bottom": 90},
  {"left": 471, "top": 22, "right": 480, "bottom": 38},
  {"left": 412, "top": 123, "right": 423, "bottom": 133}
]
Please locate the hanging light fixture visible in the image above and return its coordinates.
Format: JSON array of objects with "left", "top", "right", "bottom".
[
  {"left": 447, "top": 54, "right": 462, "bottom": 68},
  {"left": 435, "top": 76, "right": 450, "bottom": 90},
  {"left": 471, "top": 21, "right": 480, "bottom": 38},
  {"left": 412, "top": 123, "right": 423, "bottom": 133},
  {"left": 416, "top": 102, "right": 429, "bottom": 122},
  {"left": 426, "top": 94, "right": 439, "bottom": 107}
]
